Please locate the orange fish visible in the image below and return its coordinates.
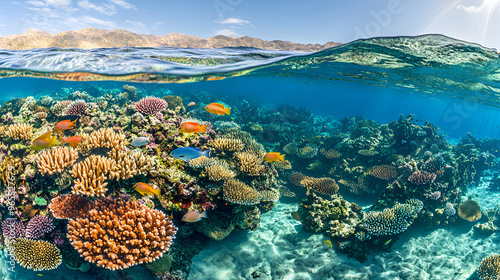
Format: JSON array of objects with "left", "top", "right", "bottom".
[
  {"left": 32, "top": 131, "right": 59, "bottom": 151},
  {"left": 178, "top": 122, "right": 207, "bottom": 134},
  {"left": 205, "top": 103, "right": 230, "bottom": 115},
  {"left": 53, "top": 119, "right": 77, "bottom": 132},
  {"left": 62, "top": 136, "right": 82, "bottom": 148},
  {"left": 264, "top": 152, "right": 285, "bottom": 162},
  {"left": 187, "top": 102, "right": 196, "bottom": 106},
  {"left": 133, "top": 182, "right": 161, "bottom": 197},
  {"left": 206, "top": 76, "right": 225, "bottom": 81}
]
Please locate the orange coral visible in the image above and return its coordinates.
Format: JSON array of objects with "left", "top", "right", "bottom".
[
  {"left": 67, "top": 197, "right": 177, "bottom": 270},
  {"left": 48, "top": 194, "right": 91, "bottom": 220}
]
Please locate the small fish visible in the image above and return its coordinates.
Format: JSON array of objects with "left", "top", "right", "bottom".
[
  {"left": 38, "top": 274, "right": 43, "bottom": 277},
  {"left": 53, "top": 119, "right": 77, "bottom": 132},
  {"left": 291, "top": 212, "right": 300, "bottom": 221},
  {"left": 133, "top": 182, "right": 161, "bottom": 197},
  {"left": 384, "top": 239, "right": 392, "bottom": 246},
  {"left": 62, "top": 136, "right": 82, "bottom": 148},
  {"left": 170, "top": 147, "right": 210, "bottom": 161},
  {"left": 205, "top": 103, "right": 230, "bottom": 115},
  {"left": 264, "top": 152, "right": 285, "bottom": 162},
  {"left": 131, "top": 136, "right": 150, "bottom": 147},
  {"left": 322, "top": 240, "right": 332, "bottom": 249},
  {"left": 178, "top": 122, "right": 207, "bottom": 134},
  {"left": 32, "top": 131, "right": 59, "bottom": 151},
  {"left": 187, "top": 102, "right": 196, "bottom": 106},
  {"left": 206, "top": 76, "right": 225, "bottom": 81},
  {"left": 182, "top": 210, "right": 208, "bottom": 222},
  {"left": 401, "top": 140, "right": 407, "bottom": 144}
]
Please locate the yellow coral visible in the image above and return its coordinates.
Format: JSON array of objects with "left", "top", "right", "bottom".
[
  {"left": 234, "top": 151, "right": 265, "bottom": 176},
  {"left": 210, "top": 138, "right": 244, "bottom": 152},
  {"left": 205, "top": 160, "right": 235, "bottom": 181},
  {"left": 189, "top": 156, "right": 217, "bottom": 168},
  {"left": 478, "top": 254, "right": 500, "bottom": 280},
  {"left": 8, "top": 238, "right": 62, "bottom": 271},
  {"left": 0, "top": 156, "right": 24, "bottom": 185},
  {"left": 37, "top": 147, "right": 79, "bottom": 175},
  {"left": 223, "top": 179, "right": 262, "bottom": 205},
  {"left": 6, "top": 123, "right": 33, "bottom": 141},
  {"left": 78, "top": 128, "right": 126, "bottom": 154},
  {"left": 70, "top": 155, "right": 116, "bottom": 197}
]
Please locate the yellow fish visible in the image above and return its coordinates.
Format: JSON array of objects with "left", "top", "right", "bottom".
[
  {"left": 133, "top": 182, "right": 161, "bottom": 197},
  {"left": 384, "top": 239, "right": 392, "bottom": 246},
  {"left": 322, "top": 240, "right": 332, "bottom": 249},
  {"left": 264, "top": 152, "right": 285, "bottom": 162},
  {"left": 32, "top": 131, "right": 59, "bottom": 151}
]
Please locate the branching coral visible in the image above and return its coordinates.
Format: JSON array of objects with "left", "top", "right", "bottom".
[
  {"left": 223, "top": 179, "right": 262, "bottom": 205},
  {"left": 1, "top": 218, "right": 25, "bottom": 239},
  {"left": 408, "top": 170, "right": 437, "bottom": 185},
  {"left": 8, "top": 238, "right": 62, "bottom": 271},
  {"left": 370, "top": 165, "right": 398, "bottom": 180},
  {"left": 283, "top": 142, "right": 299, "bottom": 155},
  {"left": 188, "top": 156, "right": 216, "bottom": 168},
  {"left": 48, "top": 194, "right": 92, "bottom": 219},
  {"left": 260, "top": 190, "right": 280, "bottom": 202},
  {"left": 25, "top": 215, "right": 55, "bottom": 239},
  {"left": 0, "top": 156, "right": 24, "bottom": 185},
  {"left": 204, "top": 160, "right": 235, "bottom": 181},
  {"left": 37, "top": 147, "right": 79, "bottom": 175},
  {"left": 363, "top": 198, "right": 423, "bottom": 236},
  {"left": 78, "top": 127, "right": 127, "bottom": 154},
  {"left": 358, "top": 149, "right": 379, "bottom": 156},
  {"left": 50, "top": 100, "right": 72, "bottom": 116},
  {"left": 66, "top": 197, "right": 177, "bottom": 270},
  {"left": 478, "top": 254, "right": 500, "bottom": 280},
  {"left": 70, "top": 155, "right": 116, "bottom": 197},
  {"left": 107, "top": 147, "right": 150, "bottom": 180},
  {"left": 64, "top": 100, "right": 87, "bottom": 116},
  {"left": 6, "top": 123, "right": 33, "bottom": 140},
  {"left": 234, "top": 151, "right": 265, "bottom": 176},
  {"left": 210, "top": 137, "right": 244, "bottom": 152},
  {"left": 289, "top": 172, "right": 339, "bottom": 195},
  {"left": 134, "top": 97, "right": 167, "bottom": 115}
]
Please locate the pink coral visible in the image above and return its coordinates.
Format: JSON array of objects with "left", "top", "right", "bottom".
[
  {"left": 64, "top": 100, "right": 87, "bottom": 116},
  {"left": 1, "top": 218, "right": 25, "bottom": 239},
  {"left": 134, "top": 97, "right": 168, "bottom": 115},
  {"left": 408, "top": 171, "right": 437, "bottom": 185},
  {"left": 25, "top": 215, "right": 55, "bottom": 239}
]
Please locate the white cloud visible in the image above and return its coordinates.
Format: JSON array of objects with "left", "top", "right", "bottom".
[
  {"left": 216, "top": 17, "right": 250, "bottom": 25},
  {"left": 457, "top": 5, "right": 482, "bottom": 13},
  {"left": 26, "top": 0, "right": 45, "bottom": 7},
  {"left": 45, "top": 0, "right": 71, "bottom": 6},
  {"left": 77, "top": 0, "right": 116, "bottom": 15},
  {"left": 109, "top": 0, "right": 136, "bottom": 10},
  {"left": 125, "top": 20, "right": 149, "bottom": 34},
  {"left": 152, "top": 21, "right": 166, "bottom": 30},
  {"left": 215, "top": 28, "right": 239, "bottom": 37}
]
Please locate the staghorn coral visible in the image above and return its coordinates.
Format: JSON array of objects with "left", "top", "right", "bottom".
[
  {"left": 210, "top": 137, "right": 244, "bottom": 152},
  {"left": 2, "top": 218, "right": 26, "bottom": 239},
  {"left": 37, "top": 147, "right": 79, "bottom": 175},
  {"left": 289, "top": 172, "right": 339, "bottom": 195},
  {"left": 8, "top": 238, "right": 62, "bottom": 271},
  {"left": 66, "top": 197, "right": 177, "bottom": 270},
  {"left": 363, "top": 198, "right": 423, "bottom": 236},
  {"left": 370, "top": 165, "right": 398, "bottom": 180},
  {"left": 283, "top": 142, "right": 299, "bottom": 155},
  {"left": 0, "top": 124, "right": 6, "bottom": 136},
  {"left": 0, "top": 156, "right": 24, "bottom": 186},
  {"left": 78, "top": 127, "right": 127, "bottom": 154},
  {"left": 297, "top": 144, "right": 319, "bottom": 159},
  {"left": 70, "top": 155, "right": 116, "bottom": 197},
  {"left": 320, "top": 148, "right": 342, "bottom": 159},
  {"left": 25, "top": 215, "right": 55, "bottom": 239},
  {"left": 408, "top": 170, "right": 437, "bottom": 185},
  {"left": 260, "top": 190, "right": 280, "bottom": 202},
  {"left": 234, "top": 151, "right": 265, "bottom": 176},
  {"left": 107, "top": 147, "right": 155, "bottom": 180},
  {"left": 188, "top": 156, "right": 217, "bottom": 168},
  {"left": 458, "top": 200, "right": 482, "bottom": 222},
  {"left": 223, "top": 179, "right": 262, "bottom": 205},
  {"left": 204, "top": 160, "right": 235, "bottom": 181},
  {"left": 478, "top": 254, "right": 500, "bottom": 280},
  {"left": 64, "top": 100, "right": 87, "bottom": 116},
  {"left": 6, "top": 123, "right": 33, "bottom": 140},
  {"left": 134, "top": 97, "right": 168, "bottom": 115},
  {"left": 48, "top": 194, "right": 92, "bottom": 220}
]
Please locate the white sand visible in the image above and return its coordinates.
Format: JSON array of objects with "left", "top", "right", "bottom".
[{"left": 189, "top": 201, "right": 499, "bottom": 280}]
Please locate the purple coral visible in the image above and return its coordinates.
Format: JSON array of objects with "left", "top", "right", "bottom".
[
  {"left": 134, "top": 97, "right": 167, "bottom": 115},
  {"left": 64, "top": 100, "right": 87, "bottom": 116},
  {"left": 1, "top": 218, "right": 25, "bottom": 239},
  {"left": 25, "top": 215, "right": 55, "bottom": 239},
  {"left": 408, "top": 171, "right": 437, "bottom": 185}
]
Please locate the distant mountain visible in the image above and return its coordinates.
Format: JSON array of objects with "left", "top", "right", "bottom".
[{"left": 0, "top": 28, "right": 340, "bottom": 51}]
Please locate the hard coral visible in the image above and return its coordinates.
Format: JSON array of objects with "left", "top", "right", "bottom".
[
  {"left": 223, "top": 179, "right": 262, "bottom": 205},
  {"left": 408, "top": 170, "right": 437, "bottom": 185},
  {"left": 70, "top": 155, "right": 116, "bottom": 197},
  {"left": 64, "top": 100, "right": 87, "bottom": 116},
  {"left": 1, "top": 218, "right": 26, "bottom": 239},
  {"left": 48, "top": 194, "right": 91, "bottom": 219},
  {"left": 67, "top": 197, "right": 177, "bottom": 270},
  {"left": 134, "top": 97, "right": 168, "bottom": 115},
  {"left": 37, "top": 147, "right": 79, "bottom": 175},
  {"left": 363, "top": 199, "right": 423, "bottom": 236},
  {"left": 370, "top": 165, "right": 398, "bottom": 180},
  {"left": 8, "top": 238, "right": 62, "bottom": 271},
  {"left": 478, "top": 254, "right": 500, "bottom": 280},
  {"left": 6, "top": 123, "right": 33, "bottom": 141},
  {"left": 25, "top": 215, "right": 55, "bottom": 239},
  {"left": 458, "top": 200, "right": 482, "bottom": 222}
]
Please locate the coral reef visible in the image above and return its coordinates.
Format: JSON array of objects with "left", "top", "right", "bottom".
[
  {"left": 37, "top": 147, "right": 79, "bottom": 175},
  {"left": 363, "top": 199, "right": 423, "bottom": 236},
  {"left": 7, "top": 238, "right": 62, "bottom": 271},
  {"left": 134, "top": 97, "right": 168, "bottom": 115},
  {"left": 25, "top": 215, "right": 55, "bottom": 239},
  {"left": 478, "top": 254, "right": 500, "bottom": 280}
]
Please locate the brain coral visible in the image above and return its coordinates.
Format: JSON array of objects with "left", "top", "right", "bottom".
[
  {"left": 478, "top": 254, "right": 500, "bottom": 280},
  {"left": 8, "top": 238, "right": 62, "bottom": 271},
  {"left": 66, "top": 197, "right": 177, "bottom": 270}
]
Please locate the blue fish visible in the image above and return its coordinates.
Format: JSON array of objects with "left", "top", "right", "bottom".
[
  {"left": 131, "top": 137, "right": 150, "bottom": 147},
  {"left": 170, "top": 147, "right": 210, "bottom": 161}
]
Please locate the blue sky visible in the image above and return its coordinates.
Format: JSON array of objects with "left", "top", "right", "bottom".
[{"left": 0, "top": 0, "right": 499, "bottom": 50}]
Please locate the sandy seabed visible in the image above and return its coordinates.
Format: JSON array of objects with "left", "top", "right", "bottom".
[{"left": 189, "top": 200, "right": 496, "bottom": 280}]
